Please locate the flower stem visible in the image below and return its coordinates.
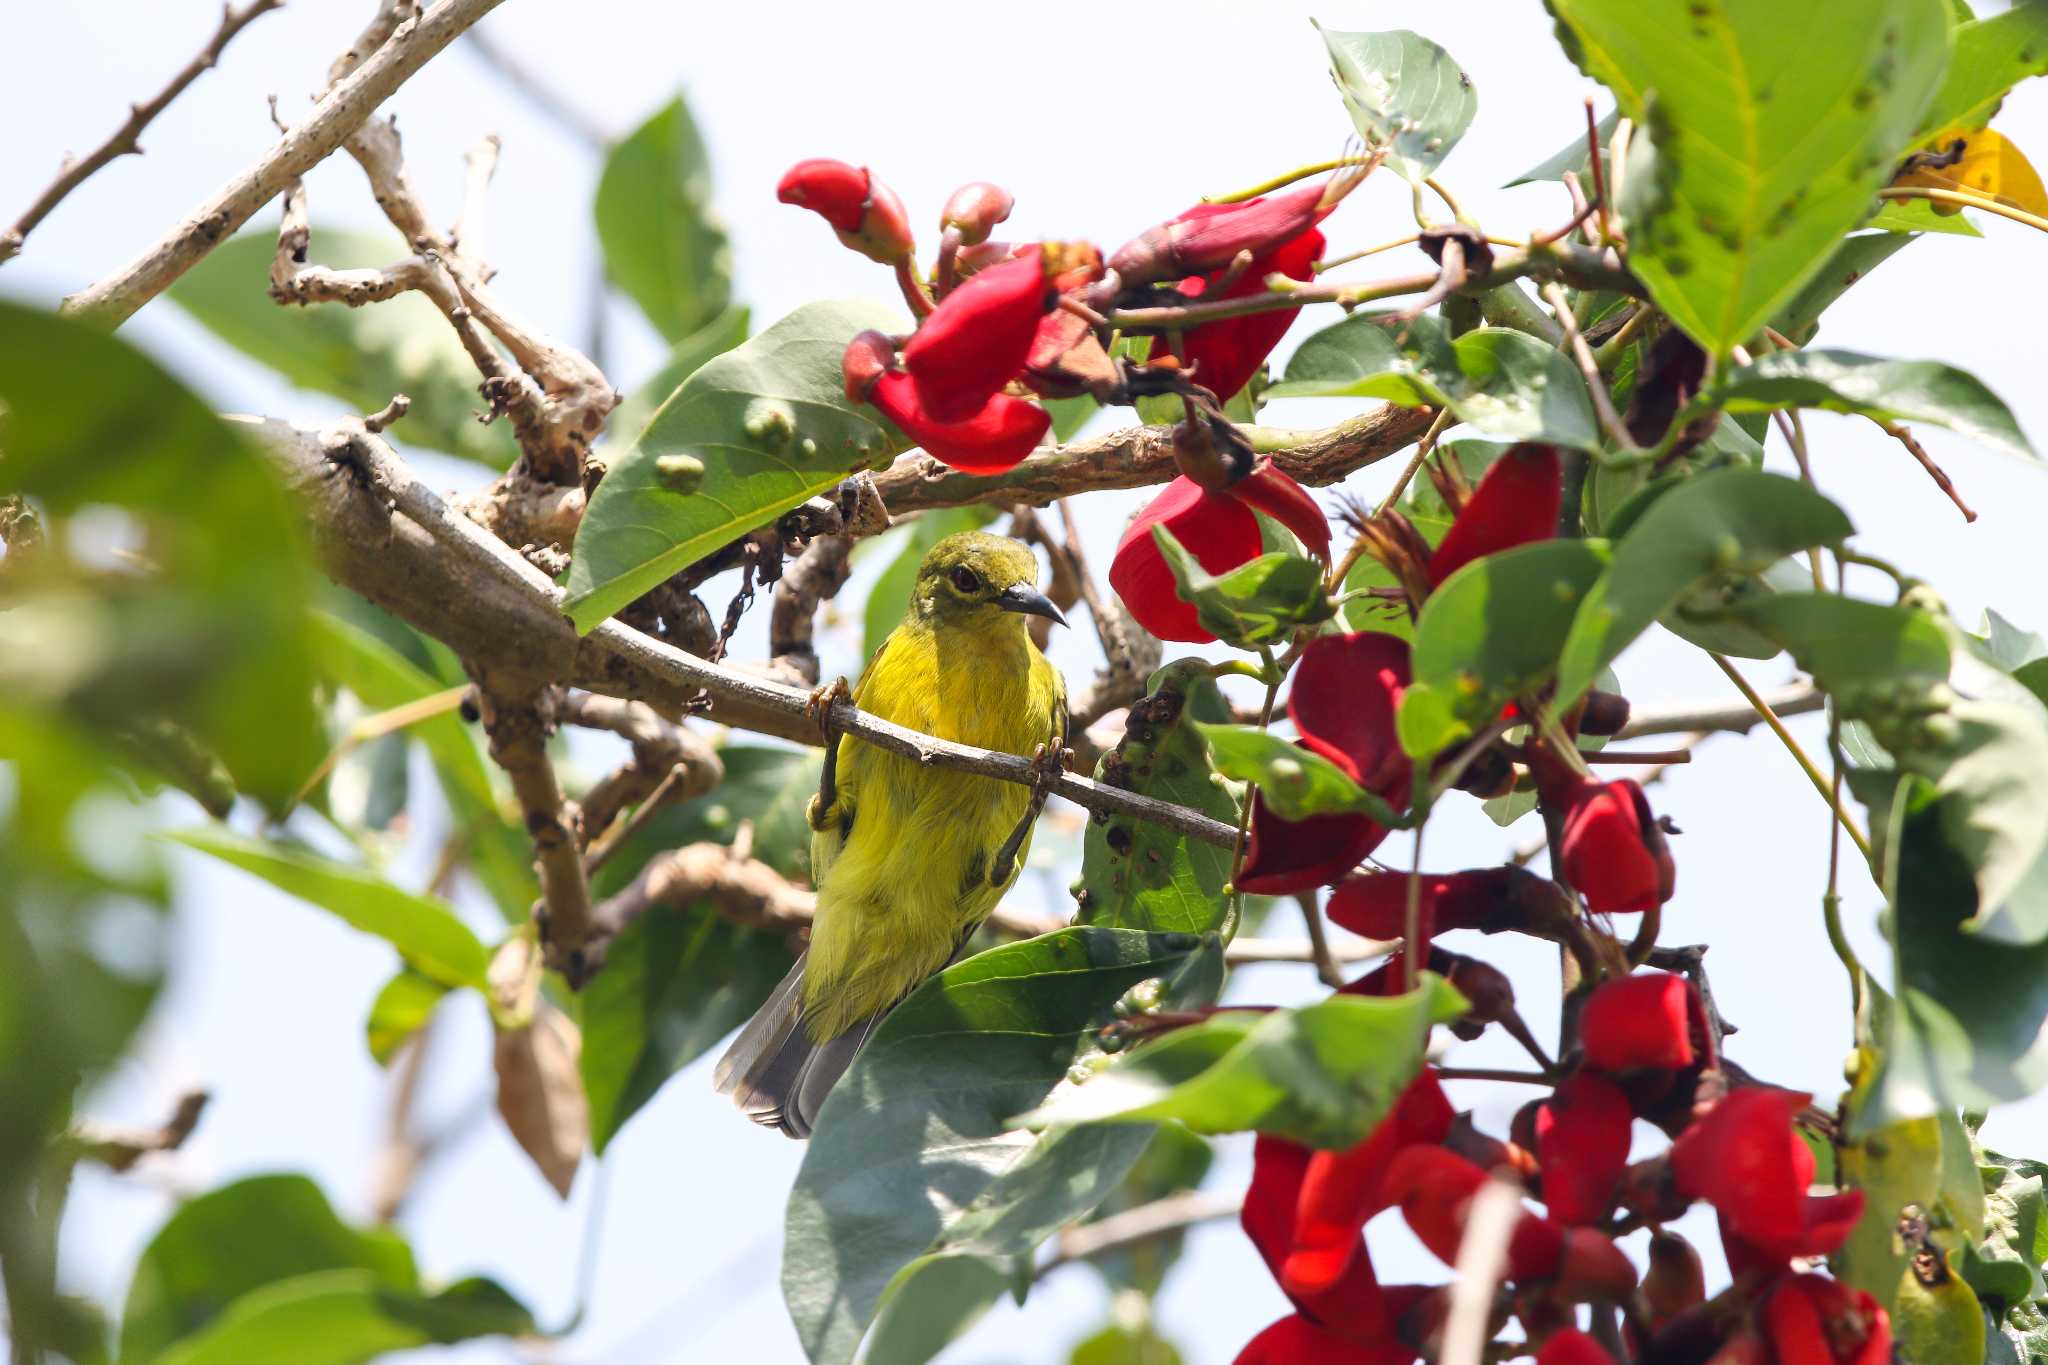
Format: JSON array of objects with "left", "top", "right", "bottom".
[{"left": 1877, "top": 185, "right": 2048, "bottom": 236}]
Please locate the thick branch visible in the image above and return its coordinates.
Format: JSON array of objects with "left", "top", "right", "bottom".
[
  {"left": 1, "top": 1, "right": 284, "bottom": 266},
  {"left": 62, "top": 0, "right": 511, "bottom": 327},
  {"left": 473, "top": 679, "right": 595, "bottom": 977}
]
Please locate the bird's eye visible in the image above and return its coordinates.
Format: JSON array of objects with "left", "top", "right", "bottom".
[{"left": 950, "top": 565, "right": 981, "bottom": 593}]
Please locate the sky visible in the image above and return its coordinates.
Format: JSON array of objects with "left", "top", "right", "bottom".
[{"left": 6, "top": 2, "right": 2048, "bottom": 1363}]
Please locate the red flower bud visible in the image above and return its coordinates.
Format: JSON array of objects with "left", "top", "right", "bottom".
[
  {"left": 865, "top": 371, "right": 1049, "bottom": 474},
  {"left": 1427, "top": 443, "right": 1563, "bottom": 587},
  {"left": 1328, "top": 866, "right": 1555, "bottom": 940},
  {"left": 1285, "top": 1069, "right": 1455, "bottom": 1295},
  {"left": 1233, "top": 1313, "right": 1415, "bottom": 1365},
  {"left": 777, "top": 159, "right": 914, "bottom": 264},
  {"left": 1510, "top": 1221, "right": 1640, "bottom": 1302},
  {"left": 1558, "top": 779, "right": 1675, "bottom": 914},
  {"left": 1534, "top": 1075, "right": 1632, "bottom": 1226},
  {"left": 1111, "top": 178, "right": 1353, "bottom": 287},
  {"left": 1762, "top": 1275, "right": 1892, "bottom": 1365},
  {"left": 902, "top": 249, "right": 1056, "bottom": 422},
  {"left": 1109, "top": 475, "right": 1263, "bottom": 642},
  {"left": 1172, "top": 220, "right": 1326, "bottom": 402},
  {"left": 1536, "top": 1329, "right": 1616, "bottom": 1365},
  {"left": 941, "top": 182, "right": 1015, "bottom": 245},
  {"left": 1580, "top": 972, "right": 1704, "bottom": 1073}
]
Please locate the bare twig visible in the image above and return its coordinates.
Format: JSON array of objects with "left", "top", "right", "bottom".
[
  {"left": 1297, "top": 894, "right": 1345, "bottom": 988},
  {"left": 1036, "top": 1189, "right": 1240, "bottom": 1279},
  {"left": 1615, "top": 686, "right": 1823, "bottom": 738},
  {"left": 64, "top": 1091, "right": 209, "bottom": 1172},
  {"left": 556, "top": 692, "right": 723, "bottom": 858},
  {"left": 1539, "top": 280, "right": 1637, "bottom": 454},
  {"left": 766, "top": 535, "right": 854, "bottom": 688},
  {"left": 473, "top": 681, "right": 596, "bottom": 979},
  {"left": 1876, "top": 420, "right": 1976, "bottom": 522},
  {"left": 1, "top": 0, "right": 285, "bottom": 265},
  {"left": 63, "top": 0, "right": 512, "bottom": 326}
]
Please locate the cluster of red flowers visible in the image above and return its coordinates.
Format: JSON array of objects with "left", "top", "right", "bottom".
[{"left": 1236, "top": 968, "right": 1885, "bottom": 1363}]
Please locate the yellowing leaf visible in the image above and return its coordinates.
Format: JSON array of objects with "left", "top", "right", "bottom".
[{"left": 1897, "top": 128, "right": 2048, "bottom": 217}]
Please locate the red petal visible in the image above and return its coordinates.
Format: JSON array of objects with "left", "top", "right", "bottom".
[
  {"left": 1232, "top": 456, "right": 1332, "bottom": 560},
  {"left": 1384, "top": 1146, "right": 1489, "bottom": 1266},
  {"left": 1112, "top": 186, "right": 1330, "bottom": 285},
  {"left": 1534, "top": 1074, "right": 1633, "bottom": 1226},
  {"left": 1580, "top": 972, "right": 1700, "bottom": 1072},
  {"left": 1233, "top": 1314, "right": 1415, "bottom": 1365},
  {"left": 1289, "top": 634, "right": 1411, "bottom": 790},
  {"left": 1244, "top": 1136, "right": 1393, "bottom": 1342},
  {"left": 1176, "top": 227, "right": 1326, "bottom": 403},
  {"left": 1237, "top": 784, "right": 1389, "bottom": 895},
  {"left": 1763, "top": 1275, "right": 1892, "bottom": 1365},
  {"left": 869, "top": 372, "right": 1049, "bottom": 474},
  {"left": 1559, "top": 779, "right": 1674, "bottom": 914},
  {"left": 777, "top": 158, "right": 870, "bottom": 232},
  {"left": 1427, "top": 443, "right": 1563, "bottom": 587},
  {"left": 902, "top": 250, "right": 1052, "bottom": 421},
  {"left": 1327, "top": 867, "right": 1536, "bottom": 940},
  {"left": 1285, "top": 1070, "right": 1454, "bottom": 1295},
  {"left": 1670, "top": 1088, "right": 1813, "bottom": 1256},
  {"left": 1108, "top": 476, "right": 1262, "bottom": 643},
  {"left": 1536, "top": 1329, "right": 1616, "bottom": 1365}
]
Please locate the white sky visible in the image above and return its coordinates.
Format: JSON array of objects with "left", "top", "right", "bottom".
[{"left": 7, "top": 2, "right": 2048, "bottom": 1363}]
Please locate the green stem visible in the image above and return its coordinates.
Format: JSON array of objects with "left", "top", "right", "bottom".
[{"left": 1710, "top": 653, "right": 1873, "bottom": 863}]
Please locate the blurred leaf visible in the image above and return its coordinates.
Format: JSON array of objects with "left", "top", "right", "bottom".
[
  {"left": 1071, "top": 1322, "right": 1185, "bottom": 1365},
  {"left": 1315, "top": 26, "right": 1477, "bottom": 183},
  {"left": 365, "top": 968, "right": 449, "bottom": 1067},
  {"left": 565, "top": 299, "right": 910, "bottom": 632},
  {"left": 1868, "top": 197, "right": 1985, "bottom": 235},
  {"left": 169, "top": 231, "right": 514, "bottom": 467},
  {"left": 1717, "top": 350, "right": 2033, "bottom": 463},
  {"left": 1551, "top": 470, "right": 1853, "bottom": 711},
  {"left": 1017, "top": 976, "right": 1466, "bottom": 1149},
  {"left": 863, "top": 507, "right": 998, "bottom": 659},
  {"left": 1152, "top": 530, "right": 1329, "bottom": 649},
  {"left": 607, "top": 305, "right": 751, "bottom": 450},
  {"left": 1273, "top": 316, "right": 1598, "bottom": 449},
  {"left": 1401, "top": 540, "right": 1609, "bottom": 759},
  {"left": 151, "top": 1269, "right": 533, "bottom": 1365},
  {"left": 862, "top": 1254, "right": 1015, "bottom": 1365},
  {"left": 493, "top": 1002, "right": 587, "bottom": 1198},
  {"left": 166, "top": 830, "right": 489, "bottom": 988},
  {"left": 1898, "top": 127, "right": 2048, "bottom": 218},
  {"left": 1893, "top": 1263, "right": 1987, "bottom": 1365},
  {"left": 1548, "top": 0, "right": 1951, "bottom": 354},
  {"left": 784, "top": 928, "right": 1215, "bottom": 1365},
  {"left": 1505, "top": 107, "right": 1619, "bottom": 187},
  {"left": 1082, "top": 1124, "right": 1215, "bottom": 1296},
  {"left": 1739, "top": 593, "right": 1953, "bottom": 703},
  {"left": 594, "top": 93, "right": 733, "bottom": 342},
  {"left": 1918, "top": 3, "right": 2048, "bottom": 135},
  {"left": 1076, "top": 662, "right": 1242, "bottom": 935},
  {"left": 1980, "top": 609, "right": 2048, "bottom": 671}
]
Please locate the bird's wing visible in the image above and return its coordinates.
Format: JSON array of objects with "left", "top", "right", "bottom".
[{"left": 811, "top": 637, "right": 897, "bottom": 887}]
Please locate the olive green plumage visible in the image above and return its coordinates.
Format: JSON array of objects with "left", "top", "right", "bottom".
[{"left": 714, "top": 531, "right": 1066, "bottom": 1137}]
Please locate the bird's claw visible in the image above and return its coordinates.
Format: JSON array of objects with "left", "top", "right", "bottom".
[
  {"left": 808, "top": 677, "right": 851, "bottom": 745},
  {"left": 1026, "top": 742, "right": 1069, "bottom": 797}
]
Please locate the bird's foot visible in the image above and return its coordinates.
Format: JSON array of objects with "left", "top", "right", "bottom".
[
  {"left": 990, "top": 744, "right": 1069, "bottom": 886},
  {"left": 807, "top": 676, "right": 852, "bottom": 745}
]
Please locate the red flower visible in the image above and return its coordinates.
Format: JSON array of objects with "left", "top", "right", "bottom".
[
  {"left": 1427, "top": 443, "right": 1563, "bottom": 586},
  {"left": 1244, "top": 1136, "right": 1399, "bottom": 1344},
  {"left": 1670, "top": 1088, "right": 1862, "bottom": 1268},
  {"left": 1284, "top": 1068, "right": 1455, "bottom": 1296},
  {"left": 1238, "top": 634, "right": 1410, "bottom": 895},
  {"left": 1233, "top": 1313, "right": 1414, "bottom": 1365},
  {"left": 1326, "top": 866, "right": 1553, "bottom": 940},
  {"left": 1108, "top": 461, "right": 1330, "bottom": 643},
  {"left": 843, "top": 332, "right": 1048, "bottom": 473},
  {"left": 1534, "top": 1074, "right": 1632, "bottom": 1226},
  {"left": 940, "top": 182, "right": 1014, "bottom": 244},
  {"left": 1762, "top": 1274, "right": 1892, "bottom": 1365},
  {"left": 1558, "top": 778, "right": 1675, "bottom": 914},
  {"left": 1155, "top": 204, "right": 1324, "bottom": 403},
  {"left": 1580, "top": 972, "right": 1705, "bottom": 1073},
  {"left": 1111, "top": 179, "right": 1350, "bottom": 286},
  {"left": 902, "top": 250, "right": 1056, "bottom": 422},
  {"left": 777, "top": 159, "right": 914, "bottom": 264},
  {"left": 1535, "top": 1329, "right": 1616, "bottom": 1365}
]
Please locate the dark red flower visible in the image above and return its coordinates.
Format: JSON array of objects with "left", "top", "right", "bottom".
[
  {"left": 1534, "top": 1074, "right": 1632, "bottom": 1226},
  {"left": 902, "top": 250, "right": 1056, "bottom": 422},
  {"left": 1326, "top": 866, "right": 1554, "bottom": 940},
  {"left": 1535, "top": 1329, "right": 1616, "bottom": 1365},
  {"left": 845, "top": 336, "right": 1049, "bottom": 473},
  {"left": 1762, "top": 1274, "right": 1892, "bottom": 1365},
  {"left": 1580, "top": 973, "right": 1705, "bottom": 1073},
  {"left": 1427, "top": 443, "right": 1563, "bottom": 587},
  {"left": 1284, "top": 1068, "right": 1455, "bottom": 1295},
  {"left": 1158, "top": 206, "right": 1325, "bottom": 403},
  {"left": 1558, "top": 778, "right": 1675, "bottom": 914},
  {"left": 1670, "top": 1088, "right": 1862, "bottom": 1268},
  {"left": 940, "top": 182, "right": 1014, "bottom": 244},
  {"left": 777, "top": 159, "right": 914, "bottom": 264},
  {"left": 1233, "top": 1313, "right": 1414, "bottom": 1365},
  {"left": 1238, "top": 634, "right": 1411, "bottom": 894},
  {"left": 1111, "top": 177, "right": 1354, "bottom": 286},
  {"left": 1244, "top": 1136, "right": 1398, "bottom": 1344},
  {"left": 1108, "top": 460, "right": 1329, "bottom": 643}
]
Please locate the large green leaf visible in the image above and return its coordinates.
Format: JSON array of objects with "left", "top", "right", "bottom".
[
  {"left": 1272, "top": 315, "right": 1598, "bottom": 450},
  {"left": 564, "top": 299, "right": 910, "bottom": 632},
  {"left": 1075, "top": 662, "right": 1242, "bottom": 935},
  {"left": 1017, "top": 976, "right": 1466, "bottom": 1149},
  {"left": 1738, "top": 592, "right": 1953, "bottom": 706},
  {"left": 1401, "top": 539, "right": 1610, "bottom": 759},
  {"left": 1551, "top": 469, "right": 1853, "bottom": 710},
  {"left": 152, "top": 1270, "right": 533, "bottom": 1365},
  {"left": 606, "top": 305, "right": 751, "bottom": 451},
  {"left": 1717, "top": 349, "right": 2034, "bottom": 463},
  {"left": 783, "top": 927, "right": 1214, "bottom": 1365},
  {"left": 1316, "top": 26, "right": 1477, "bottom": 184},
  {"left": 593, "top": 94, "right": 733, "bottom": 343},
  {"left": 1549, "top": 0, "right": 1952, "bottom": 354},
  {"left": 168, "top": 230, "right": 514, "bottom": 467},
  {"left": 165, "top": 830, "right": 489, "bottom": 989},
  {"left": 1152, "top": 530, "right": 1331, "bottom": 649},
  {"left": 860, "top": 1254, "right": 1015, "bottom": 1365},
  {"left": 1919, "top": 2, "right": 2048, "bottom": 135}
]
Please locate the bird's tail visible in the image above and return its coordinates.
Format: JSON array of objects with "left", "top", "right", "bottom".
[{"left": 711, "top": 951, "right": 883, "bottom": 1140}]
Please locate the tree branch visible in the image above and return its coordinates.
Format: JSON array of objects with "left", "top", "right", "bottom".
[
  {"left": 0, "top": 0, "right": 285, "bottom": 266},
  {"left": 473, "top": 678, "right": 595, "bottom": 977},
  {"left": 1614, "top": 686, "right": 1823, "bottom": 739},
  {"left": 62, "top": 0, "right": 512, "bottom": 327},
  {"left": 556, "top": 692, "right": 723, "bottom": 854},
  {"left": 62, "top": 1091, "right": 209, "bottom": 1173},
  {"left": 1036, "top": 1189, "right": 1241, "bottom": 1279}
]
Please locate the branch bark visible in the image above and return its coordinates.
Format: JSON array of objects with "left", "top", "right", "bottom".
[
  {"left": 1615, "top": 686, "right": 1823, "bottom": 739},
  {"left": 62, "top": 0, "right": 512, "bottom": 327}
]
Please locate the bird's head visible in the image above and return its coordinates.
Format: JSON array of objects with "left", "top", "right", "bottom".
[{"left": 913, "top": 531, "right": 1066, "bottom": 632}]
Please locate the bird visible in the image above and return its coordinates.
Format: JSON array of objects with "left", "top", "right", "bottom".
[{"left": 714, "top": 530, "right": 1068, "bottom": 1138}]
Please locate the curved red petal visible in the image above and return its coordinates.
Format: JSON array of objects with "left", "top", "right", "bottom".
[
  {"left": 1427, "top": 443, "right": 1563, "bottom": 587},
  {"left": 869, "top": 373, "right": 1049, "bottom": 474},
  {"left": 1289, "top": 634, "right": 1412, "bottom": 790},
  {"left": 1232, "top": 457, "right": 1332, "bottom": 561},
  {"left": 1237, "top": 784, "right": 1389, "bottom": 895},
  {"left": 776, "top": 158, "right": 870, "bottom": 232},
  {"left": 1670, "top": 1088, "right": 1813, "bottom": 1255},
  {"left": 1534, "top": 1074, "right": 1633, "bottom": 1226},
  {"left": 1108, "top": 477, "right": 1262, "bottom": 643},
  {"left": 1580, "top": 972, "right": 1699, "bottom": 1073},
  {"left": 1535, "top": 1328, "right": 1616, "bottom": 1365},
  {"left": 1176, "top": 227, "right": 1326, "bottom": 402},
  {"left": 1285, "top": 1069, "right": 1453, "bottom": 1295},
  {"left": 902, "top": 250, "right": 1052, "bottom": 421},
  {"left": 1560, "top": 779, "right": 1672, "bottom": 914}
]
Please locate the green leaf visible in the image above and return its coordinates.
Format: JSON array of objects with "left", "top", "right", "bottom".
[
  {"left": 861, "top": 1254, "right": 1015, "bottom": 1365},
  {"left": 1965, "top": 1145, "right": 2048, "bottom": 1312},
  {"left": 1505, "top": 107, "right": 1620, "bottom": 186},
  {"left": 1981, "top": 609, "right": 2048, "bottom": 671},
  {"left": 783, "top": 927, "right": 1213, "bottom": 1365},
  {"left": 169, "top": 231, "right": 514, "bottom": 467},
  {"left": 1772, "top": 233, "right": 1917, "bottom": 345},
  {"left": 1837, "top": 1103, "right": 1946, "bottom": 1314},
  {"left": 1315, "top": 26, "right": 1477, "bottom": 184},
  {"left": 1151, "top": 528, "right": 1331, "bottom": 649},
  {"left": 1197, "top": 724, "right": 1384, "bottom": 823},
  {"left": 1079, "top": 1124, "right": 1214, "bottom": 1296},
  {"left": 593, "top": 94, "right": 733, "bottom": 342},
  {"left": 606, "top": 305, "right": 751, "bottom": 451},
  {"left": 1919, "top": 2, "right": 2048, "bottom": 135},
  {"left": 1867, "top": 198, "right": 1985, "bottom": 236},
  {"left": 564, "top": 299, "right": 910, "bottom": 632},
  {"left": 1549, "top": 0, "right": 1952, "bottom": 354},
  {"left": 1718, "top": 350, "right": 2033, "bottom": 462},
  {"left": 119, "top": 1175, "right": 415, "bottom": 1364},
  {"left": 1552, "top": 469, "right": 1854, "bottom": 710},
  {"left": 862, "top": 506, "right": 998, "bottom": 659},
  {"left": 1272, "top": 315, "right": 1598, "bottom": 449},
  {"left": 1402, "top": 540, "right": 1610, "bottom": 758},
  {"left": 365, "top": 968, "right": 449, "bottom": 1066},
  {"left": 1072, "top": 1322, "right": 1185, "bottom": 1365},
  {"left": 1738, "top": 592, "right": 1953, "bottom": 704},
  {"left": 1017, "top": 976, "right": 1467, "bottom": 1149},
  {"left": 165, "top": 830, "right": 489, "bottom": 989},
  {"left": 1077, "top": 662, "right": 1242, "bottom": 936},
  {"left": 152, "top": 1270, "right": 534, "bottom": 1365}
]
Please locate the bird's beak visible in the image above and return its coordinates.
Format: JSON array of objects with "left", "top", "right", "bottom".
[{"left": 997, "top": 582, "right": 1067, "bottom": 628}]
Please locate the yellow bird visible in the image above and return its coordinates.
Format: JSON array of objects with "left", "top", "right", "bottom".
[{"left": 715, "top": 531, "right": 1067, "bottom": 1137}]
